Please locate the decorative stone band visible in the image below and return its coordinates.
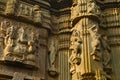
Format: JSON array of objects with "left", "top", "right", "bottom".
[
  {"left": 0, "top": 0, "right": 51, "bottom": 30},
  {"left": 72, "top": 14, "right": 101, "bottom": 27}
]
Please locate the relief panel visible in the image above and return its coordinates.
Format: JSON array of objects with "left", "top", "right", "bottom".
[{"left": 0, "top": 17, "right": 41, "bottom": 69}]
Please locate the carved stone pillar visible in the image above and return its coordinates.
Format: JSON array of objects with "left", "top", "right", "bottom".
[
  {"left": 70, "top": 0, "right": 110, "bottom": 80},
  {"left": 58, "top": 12, "right": 71, "bottom": 80}
]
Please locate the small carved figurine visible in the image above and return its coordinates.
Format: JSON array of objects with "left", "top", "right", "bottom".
[{"left": 49, "top": 39, "right": 57, "bottom": 69}]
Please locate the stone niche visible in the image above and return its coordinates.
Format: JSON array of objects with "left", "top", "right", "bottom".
[{"left": 0, "top": 17, "right": 41, "bottom": 69}]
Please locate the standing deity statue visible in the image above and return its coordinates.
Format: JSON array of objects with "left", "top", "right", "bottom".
[{"left": 49, "top": 40, "right": 57, "bottom": 69}]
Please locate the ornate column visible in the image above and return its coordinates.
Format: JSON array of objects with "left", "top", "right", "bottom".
[
  {"left": 98, "top": 1, "right": 119, "bottom": 79},
  {"left": 58, "top": 9, "right": 71, "bottom": 80},
  {"left": 69, "top": 0, "right": 111, "bottom": 80}
]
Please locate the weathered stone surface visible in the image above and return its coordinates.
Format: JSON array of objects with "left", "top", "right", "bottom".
[{"left": 0, "top": 0, "right": 119, "bottom": 80}]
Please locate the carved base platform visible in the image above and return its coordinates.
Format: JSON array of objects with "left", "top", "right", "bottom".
[
  {"left": 0, "top": 56, "right": 38, "bottom": 69},
  {"left": 48, "top": 67, "right": 58, "bottom": 77}
]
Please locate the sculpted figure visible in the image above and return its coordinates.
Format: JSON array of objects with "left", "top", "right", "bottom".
[
  {"left": 88, "top": 24, "right": 101, "bottom": 60},
  {"left": 4, "top": 25, "right": 17, "bottom": 57},
  {"left": 13, "top": 27, "right": 28, "bottom": 61},
  {"left": 69, "top": 29, "right": 82, "bottom": 74},
  {"left": 49, "top": 39, "right": 57, "bottom": 69},
  {"left": 26, "top": 32, "right": 35, "bottom": 63}
]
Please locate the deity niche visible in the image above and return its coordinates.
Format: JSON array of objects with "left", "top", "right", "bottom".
[
  {"left": 5, "top": 0, "right": 18, "bottom": 15},
  {"left": 3, "top": 26, "right": 36, "bottom": 66},
  {"left": 13, "top": 27, "right": 36, "bottom": 63},
  {"left": 69, "top": 29, "right": 82, "bottom": 74}
]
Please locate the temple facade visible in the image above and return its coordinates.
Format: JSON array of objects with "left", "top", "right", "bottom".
[{"left": 0, "top": 0, "right": 119, "bottom": 80}]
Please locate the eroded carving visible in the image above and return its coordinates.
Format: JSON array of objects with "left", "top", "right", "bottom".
[
  {"left": 101, "top": 35, "right": 111, "bottom": 68},
  {"left": 0, "top": 20, "right": 40, "bottom": 68},
  {"left": 18, "top": 3, "right": 33, "bottom": 19},
  {"left": 87, "top": 0, "right": 100, "bottom": 14},
  {"left": 5, "top": 0, "right": 18, "bottom": 15},
  {"left": 88, "top": 24, "right": 101, "bottom": 61},
  {"left": 69, "top": 28, "right": 82, "bottom": 75},
  {"left": 33, "top": 5, "right": 42, "bottom": 23},
  {"left": 48, "top": 37, "right": 58, "bottom": 76}
]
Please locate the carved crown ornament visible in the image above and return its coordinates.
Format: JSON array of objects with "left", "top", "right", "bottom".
[{"left": 4, "top": 0, "right": 42, "bottom": 25}]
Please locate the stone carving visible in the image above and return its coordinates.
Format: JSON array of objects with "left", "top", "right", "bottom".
[
  {"left": 5, "top": 0, "right": 18, "bottom": 15},
  {"left": 18, "top": 3, "right": 33, "bottom": 19},
  {"left": 4, "top": 25, "right": 17, "bottom": 58},
  {"left": 0, "top": 21, "right": 38, "bottom": 67},
  {"left": 0, "top": 20, "right": 11, "bottom": 53},
  {"left": 13, "top": 27, "right": 36, "bottom": 63},
  {"left": 87, "top": 0, "right": 100, "bottom": 14},
  {"left": 101, "top": 35, "right": 111, "bottom": 69},
  {"left": 88, "top": 24, "right": 101, "bottom": 61},
  {"left": 33, "top": 5, "right": 42, "bottom": 23},
  {"left": 69, "top": 28, "right": 82, "bottom": 74},
  {"left": 49, "top": 39, "right": 57, "bottom": 69},
  {"left": 48, "top": 37, "right": 58, "bottom": 77}
]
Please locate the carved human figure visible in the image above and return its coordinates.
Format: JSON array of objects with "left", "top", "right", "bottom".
[
  {"left": 4, "top": 25, "right": 16, "bottom": 57},
  {"left": 26, "top": 32, "right": 36, "bottom": 63},
  {"left": 0, "top": 20, "right": 10, "bottom": 54},
  {"left": 13, "top": 27, "right": 28, "bottom": 61},
  {"left": 69, "top": 29, "right": 82, "bottom": 74},
  {"left": 89, "top": 25, "right": 100, "bottom": 52},
  {"left": 88, "top": 24, "right": 101, "bottom": 61},
  {"left": 49, "top": 40, "right": 57, "bottom": 69},
  {"left": 5, "top": 0, "right": 17, "bottom": 15},
  {"left": 18, "top": 27, "right": 28, "bottom": 43}
]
